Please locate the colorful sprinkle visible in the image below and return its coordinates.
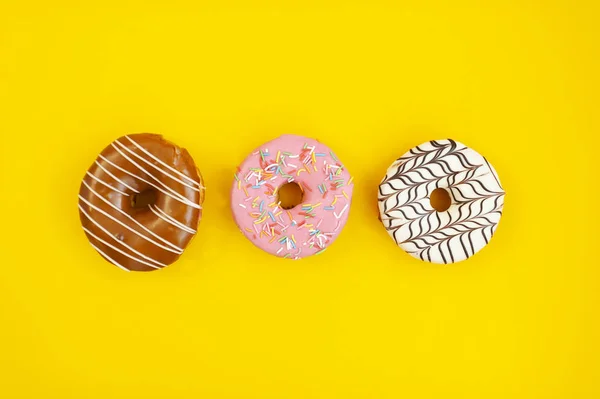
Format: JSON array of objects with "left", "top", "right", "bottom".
[{"left": 234, "top": 136, "right": 352, "bottom": 259}]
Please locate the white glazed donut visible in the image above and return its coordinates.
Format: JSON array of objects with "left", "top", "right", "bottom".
[{"left": 378, "top": 139, "right": 505, "bottom": 264}]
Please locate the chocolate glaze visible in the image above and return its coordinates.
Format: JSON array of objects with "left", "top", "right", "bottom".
[{"left": 78, "top": 133, "right": 204, "bottom": 271}]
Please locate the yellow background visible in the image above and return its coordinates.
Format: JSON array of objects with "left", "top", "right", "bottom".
[{"left": 1, "top": 1, "right": 598, "bottom": 398}]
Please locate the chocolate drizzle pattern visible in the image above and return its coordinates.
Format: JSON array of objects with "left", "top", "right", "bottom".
[
  {"left": 378, "top": 139, "right": 505, "bottom": 264},
  {"left": 78, "top": 134, "right": 204, "bottom": 272}
]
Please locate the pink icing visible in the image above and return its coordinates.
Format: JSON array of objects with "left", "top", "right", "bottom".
[{"left": 231, "top": 134, "right": 354, "bottom": 259}]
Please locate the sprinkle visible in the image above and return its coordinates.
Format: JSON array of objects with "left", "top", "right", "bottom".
[
  {"left": 334, "top": 220, "right": 341, "bottom": 231},
  {"left": 245, "top": 228, "right": 253, "bottom": 233},
  {"left": 270, "top": 235, "right": 277, "bottom": 243},
  {"left": 342, "top": 191, "right": 348, "bottom": 199},
  {"left": 287, "top": 210, "right": 293, "bottom": 222},
  {"left": 316, "top": 248, "right": 327, "bottom": 255},
  {"left": 259, "top": 201, "right": 264, "bottom": 212},
  {"left": 277, "top": 248, "right": 283, "bottom": 254},
  {"left": 254, "top": 212, "right": 267, "bottom": 224},
  {"left": 234, "top": 173, "right": 240, "bottom": 181},
  {"left": 252, "top": 185, "right": 261, "bottom": 189},
  {"left": 275, "top": 211, "right": 282, "bottom": 217},
  {"left": 312, "top": 152, "right": 317, "bottom": 165},
  {"left": 297, "top": 168, "right": 306, "bottom": 176},
  {"left": 348, "top": 176, "right": 354, "bottom": 185},
  {"left": 284, "top": 253, "right": 292, "bottom": 258},
  {"left": 324, "top": 206, "right": 335, "bottom": 210},
  {"left": 238, "top": 180, "right": 241, "bottom": 190},
  {"left": 330, "top": 151, "right": 339, "bottom": 162},
  {"left": 332, "top": 196, "right": 339, "bottom": 205},
  {"left": 239, "top": 204, "right": 247, "bottom": 209},
  {"left": 334, "top": 203, "right": 349, "bottom": 219},
  {"left": 268, "top": 212, "right": 276, "bottom": 222},
  {"left": 315, "top": 153, "right": 326, "bottom": 157},
  {"left": 243, "top": 186, "right": 249, "bottom": 197}
]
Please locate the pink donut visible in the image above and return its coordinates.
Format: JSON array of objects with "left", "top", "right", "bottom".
[{"left": 231, "top": 134, "right": 354, "bottom": 259}]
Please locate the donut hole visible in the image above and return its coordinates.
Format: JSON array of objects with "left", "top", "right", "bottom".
[
  {"left": 430, "top": 188, "right": 452, "bottom": 212},
  {"left": 277, "top": 182, "right": 304, "bottom": 210},
  {"left": 131, "top": 189, "right": 158, "bottom": 210}
]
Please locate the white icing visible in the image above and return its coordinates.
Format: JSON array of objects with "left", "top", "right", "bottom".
[
  {"left": 83, "top": 227, "right": 161, "bottom": 270},
  {"left": 125, "top": 136, "right": 202, "bottom": 187},
  {"left": 81, "top": 180, "right": 183, "bottom": 253},
  {"left": 378, "top": 139, "right": 504, "bottom": 264},
  {"left": 114, "top": 139, "right": 200, "bottom": 192},
  {"left": 98, "top": 153, "right": 201, "bottom": 210},
  {"left": 94, "top": 160, "right": 139, "bottom": 193},
  {"left": 79, "top": 203, "right": 166, "bottom": 267},
  {"left": 89, "top": 243, "right": 130, "bottom": 272},
  {"left": 149, "top": 204, "right": 196, "bottom": 234},
  {"left": 78, "top": 195, "right": 180, "bottom": 256},
  {"left": 86, "top": 171, "right": 130, "bottom": 196}
]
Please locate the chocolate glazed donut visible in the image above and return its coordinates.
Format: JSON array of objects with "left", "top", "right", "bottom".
[{"left": 78, "top": 133, "right": 204, "bottom": 272}]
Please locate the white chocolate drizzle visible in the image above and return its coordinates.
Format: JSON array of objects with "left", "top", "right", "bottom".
[{"left": 79, "top": 135, "right": 201, "bottom": 271}]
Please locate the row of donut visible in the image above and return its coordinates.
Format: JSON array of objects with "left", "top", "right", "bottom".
[{"left": 78, "top": 133, "right": 505, "bottom": 272}]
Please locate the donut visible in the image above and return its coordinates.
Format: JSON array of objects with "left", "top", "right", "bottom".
[
  {"left": 231, "top": 134, "right": 354, "bottom": 259},
  {"left": 78, "top": 133, "right": 204, "bottom": 272},
  {"left": 378, "top": 139, "right": 505, "bottom": 264}
]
